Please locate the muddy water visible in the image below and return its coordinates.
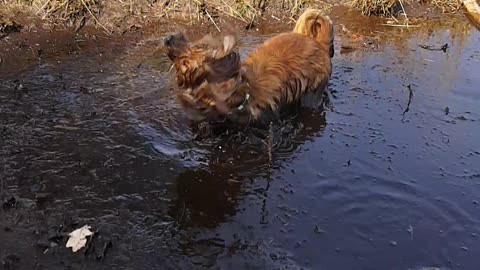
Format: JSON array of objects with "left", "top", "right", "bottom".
[{"left": 1, "top": 13, "right": 480, "bottom": 270}]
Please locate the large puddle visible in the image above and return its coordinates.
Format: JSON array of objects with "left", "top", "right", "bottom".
[{"left": 1, "top": 12, "right": 480, "bottom": 270}]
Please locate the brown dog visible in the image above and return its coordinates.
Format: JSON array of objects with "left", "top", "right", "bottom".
[{"left": 164, "top": 9, "right": 334, "bottom": 124}]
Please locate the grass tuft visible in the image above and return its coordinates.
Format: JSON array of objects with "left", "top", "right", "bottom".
[
  {"left": 351, "top": 0, "right": 463, "bottom": 17},
  {"left": 0, "top": 0, "right": 470, "bottom": 35},
  {"left": 426, "top": 0, "right": 462, "bottom": 13},
  {"left": 351, "top": 0, "right": 402, "bottom": 16}
]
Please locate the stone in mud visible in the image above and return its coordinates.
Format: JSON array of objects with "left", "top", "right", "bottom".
[
  {"left": 2, "top": 196, "right": 17, "bottom": 210},
  {"left": 1, "top": 254, "right": 20, "bottom": 270},
  {"left": 0, "top": 20, "right": 22, "bottom": 37}
]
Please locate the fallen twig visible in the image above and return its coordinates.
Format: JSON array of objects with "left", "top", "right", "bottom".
[
  {"left": 419, "top": 43, "right": 449, "bottom": 52},
  {"left": 267, "top": 121, "right": 273, "bottom": 165},
  {"left": 398, "top": 0, "right": 409, "bottom": 26},
  {"left": 219, "top": 0, "right": 247, "bottom": 22},
  {"left": 380, "top": 24, "right": 420, "bottom": 28},
  {"left": 98, "top": 240, "right": 112, "bottom": 261},
  {"left": 205, "top": 9, "right": 221, "bottom": 32},
  {"left": 407, "top": 224, "right": 414, "bottom": 240},
  {"left": 1, "top": 159, "right": 5, "bottom": 198},
  {"left": 79, "top": 0, "right": 112, "bottom": 35},
  {"left": 402, "top": 84, "right": 413, "bottom": 116},
  {"left": 158, "top": 202, "right": 186, "bottom": 238}
]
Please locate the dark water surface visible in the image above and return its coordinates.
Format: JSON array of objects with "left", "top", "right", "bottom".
[{"left": 1, "top": 15, "right": 480, "bottom": 270}]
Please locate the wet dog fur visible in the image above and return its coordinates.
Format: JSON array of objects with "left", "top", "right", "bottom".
[{"left": 164, "top": 9, "right": 334, "bottom": 125}]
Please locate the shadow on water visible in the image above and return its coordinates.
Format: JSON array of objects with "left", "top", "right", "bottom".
[{"left": 1, "top": 11, "right": 480, "bottom": 270}]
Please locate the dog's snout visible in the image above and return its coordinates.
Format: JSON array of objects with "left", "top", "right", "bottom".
[
  {"left": 163, "top": 34, "right": 174, "bottom": 46},
  {"left": 163, "top": 32, "right": 187, "bottom": 47}
]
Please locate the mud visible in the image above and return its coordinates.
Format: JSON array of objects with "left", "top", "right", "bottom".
[{"left": 1, "top": 6, "right": 480, "bottom": 270}]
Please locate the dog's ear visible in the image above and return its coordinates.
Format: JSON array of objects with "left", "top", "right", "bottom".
[
  {"left": 206, "top": 50, "right": 241, "bottom": 83},
  {"left": 223, "top": 35, "right": 236, "bottom": 54},
  {"left": 211, "top": 35, "right": 237, "bottom": 59},
  {"left": 195, "top": 34, "right": 218, "bottom": 48}
]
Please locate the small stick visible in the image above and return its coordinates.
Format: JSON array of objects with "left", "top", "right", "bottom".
[
  {"left": 98, "top": 240, "right": 112, "bottom": 261},
  {"left": 1, "top": 158, "right": 5, "bottom": 198},
  {"left": 80, "top": 0, "right": 111, "bottom": 35},
  {"left": 419, "top": 43, "right": 449, "bottom": 52},
  {"left": 407, "top": 224, "right": 414, "bottom": 240},
  {"left": 205, "top": 9, "right": 221, "bottom": 32},
  {"left": 380, "top": 24, "right": 420, "bottom": 28},
  {"left": 267, "top": 121, "right": 273, "bottom": 165},
  {"left": 402, "top": 84, "right": 413, "bottom": 116},
  {"left": 398, "top": 0, "right": 409, "bottom": 26},
  {"left": 37, "top": 0, "right": 52, "bottom": 16},
  {"left": 219, "top": 0, "right": 247, "bottom": 22}
]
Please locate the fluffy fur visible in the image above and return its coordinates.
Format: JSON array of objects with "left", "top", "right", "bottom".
[{"left": 164, "top": 9, "right": 334, "bottom": 124}]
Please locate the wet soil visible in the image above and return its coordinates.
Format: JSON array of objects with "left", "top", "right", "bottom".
[{"left": 1, "top": 6, "right": 480, "bottom": 270}]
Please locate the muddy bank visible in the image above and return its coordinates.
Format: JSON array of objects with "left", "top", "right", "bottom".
[
  {"left": 0, "top": 0, "right": 339, "bottom": 36},
  {"left": 0, "top": 0, "right": 472, "bottom": 38},
  {"left": 1, "top": 1, "right": 476, "bottom": 77},
  {"left": 0, "top": 0, "right": 474, "bottom": 77}
]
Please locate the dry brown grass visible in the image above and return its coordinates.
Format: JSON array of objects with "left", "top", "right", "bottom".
[
  {"left": 1, "top": 0, "right": 107, "bottom": 33},
  {"left": 1, "top": 0, "right": 101, "bottom": 21},
  {"left": 0, "top": 0, "right": 336, "bottom": 34},
  {"left": 352, "top": 0, "right": 401, "bottom": 16},
  {"left": 428, "top": 0, "right": 463, "bottom": 13},
  {"left": 0, "top": 0, "right": 468, "bottom": 35},
  {"left": 351, "top": 0, "right": 463, "bottom": 17}
]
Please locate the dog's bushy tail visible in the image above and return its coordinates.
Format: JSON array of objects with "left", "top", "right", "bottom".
[{"left": 293, "top": 9, "right": 334, "bottom": 58}]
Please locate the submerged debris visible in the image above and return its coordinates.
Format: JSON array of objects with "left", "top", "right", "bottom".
[
  {"left": 408, "top": 267, "right": 448, "bottom": 270},
  {"left": 407, "top": 224, "right": 414, "bottom": 239},
  {"left": 314, "top": 225, "right": 326, "bottom": 234},
  {"left": 444, "top": 107, "right": 450, "bottom": 115},
  {"left": 1, "top": 254, "right": 20, "bottom": 270},
  {"left": 402, "top": 84, "right": 413, "bottom": 116},
  {"left": 419, "top": 43, "right": 449, "bottom": 52},
  {"left": 267, "top": 121, "right": 273, "bottom": 165},
  {"left": 2, "top": 196, "right": 17, "bottom": 210},
  {"left": 97, "top": 240, "right": 113, "bottom": 261}
]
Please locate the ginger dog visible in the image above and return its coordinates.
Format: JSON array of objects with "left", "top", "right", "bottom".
[{"left": 164, "top": 9, "right": 334, "bottom": 124}]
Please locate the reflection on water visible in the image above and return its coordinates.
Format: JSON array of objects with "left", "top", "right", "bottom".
[{"left": 1, "top": 13, "right": 480, "bottom": 270}]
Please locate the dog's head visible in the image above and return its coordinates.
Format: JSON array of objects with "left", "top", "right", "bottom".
[
  {"left": 164, "top": 32, "right": 244, "bottom": 121},
  {"left": 164, "top": 32, "right": 239, "bottom": 86}
]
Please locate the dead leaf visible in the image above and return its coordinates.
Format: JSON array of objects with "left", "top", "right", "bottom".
[{"left": 65, "top": 225, "right": 94, "bottom": 252}]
